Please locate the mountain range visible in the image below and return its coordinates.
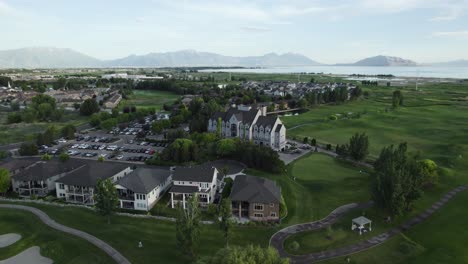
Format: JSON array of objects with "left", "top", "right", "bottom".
[
  {"left": 0, "top": 47, "right": 466, "bottom": 68},
  {"left": 0, "top": 47, "right": 320, "bottom": 68}
]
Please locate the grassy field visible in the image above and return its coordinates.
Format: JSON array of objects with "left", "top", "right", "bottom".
[
  {"left": 0, "top": 203, "right": 274, "bottom": 264},
  {"left": 320, "top": 191, "right": 468, "bottom": 264},
  {"left": 279, "top": 82, "right": 468, "bottom": 263},
  {"left": 0, "top": 111, "right": 89, "bottom": 144},
  {"left": 0, "top": 209, "right": 114, "bottom": 263},
  {"left": 118, "top": 90, "right": 180, "bottom": 111},
  {"left": 250, "top": 153, "right": 371, "bottom": 225}
]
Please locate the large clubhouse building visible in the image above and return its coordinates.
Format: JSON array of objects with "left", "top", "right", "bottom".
[{"left": 207, "top": 105, "right": 287, "bottom": 151}]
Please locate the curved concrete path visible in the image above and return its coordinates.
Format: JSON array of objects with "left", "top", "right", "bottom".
[
  {"left": 0, "top": 204, "right": 131, "bottom": 264},
  {"left": 270, "top": 185, "right": 468, "bottom": 263}
]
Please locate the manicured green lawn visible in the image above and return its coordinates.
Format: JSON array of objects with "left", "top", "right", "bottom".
[
  {"left": 0, "top": 202, "right": 274, "bottom": 264},
  {"left": 321, "top": 191, "right": 468, "bottom": 264},
  {"left": 119, "top": 90, "right": 179, "bottom": 111},
  {"left": 0, "top": 209, "right": 114, "bottom": 264},
  {"left": 248, "top": 153, "right": 371, "bottom": 225},
  {"left": 0, "top": 111, "right": 89, "bottom": 144}
]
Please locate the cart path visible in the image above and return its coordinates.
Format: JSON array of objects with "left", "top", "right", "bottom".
[
  {"left": 270, "top": 185, "right": 468, "bottom": 263},
  {"left": 0, "top": 204, "right": 131, "bottom": 264}
]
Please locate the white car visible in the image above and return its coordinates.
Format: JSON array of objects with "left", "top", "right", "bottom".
[
  {"left": 71, "top": 144, "right": 78, "bottom": 149},
  {"left": 99, "top": 145, "right": 106, "bottom": 150},
  {"left": 116, "top": 155, "right": 124, "bottom": 160},
  {"left": 58, "top": 138, "right": 67, "bottom": 143}
]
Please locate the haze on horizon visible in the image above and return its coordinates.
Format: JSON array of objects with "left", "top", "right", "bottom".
[{"left": 1, "top": 0, "right": 468, "bottom": 64}]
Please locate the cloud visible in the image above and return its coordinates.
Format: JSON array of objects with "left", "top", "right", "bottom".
[
  {"left": 240, "top": 26, "right": 270, "bottom": 32},
  {"left": 135, "top": 17, "right": 146, "bottom": 23},
  {"left": 432, "top": 31, "right": 468, "bottom": 37}
]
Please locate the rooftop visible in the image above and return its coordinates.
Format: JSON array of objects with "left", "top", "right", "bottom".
[
  {"left": 230, "top": 175, "right": 281, "bottom": 204},
  {"left": 57, "top": 160, "right": 130, "bottom": 187},
  {"left": 117, "top": 167, "right": 171, "bottom": 194}
]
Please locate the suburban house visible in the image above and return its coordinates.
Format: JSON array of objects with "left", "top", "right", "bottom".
[
  {"left": 230, "top": 175, "right": 281, "bottom": 222},
  {"left": 169, "top": 165, "right": 218, "bottom": 209},
  {"left": 11, "top": 159, "right": 86, "bottom": 198},
  {"left": 207, "top": 105, "right": 287, "bottom": 151},
  {"left": 115, "top": 167, "right": 172, "bottom": 211},
  {"left": 55, "top": 161, "right": 131, "bottom": 205}
]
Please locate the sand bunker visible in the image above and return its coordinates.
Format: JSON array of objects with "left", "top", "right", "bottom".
[
  {"left": 0, "top": 233, "right": 21, "bottom": 248},
  {"left": 0, "top": 246, "right": 53, "bottom": 264}
]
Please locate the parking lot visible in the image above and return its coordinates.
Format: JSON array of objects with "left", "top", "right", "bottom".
[{"left": 41, "top": 115, "right": 170, "bottom": 164}]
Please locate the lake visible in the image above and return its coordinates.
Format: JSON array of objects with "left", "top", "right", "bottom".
[{"left": 201, "top": 66, "right": 468, "bottom": 79}]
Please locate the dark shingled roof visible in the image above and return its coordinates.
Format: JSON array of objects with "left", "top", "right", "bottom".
[
  {"left": 255, "top": 115, "right": 278, "bottom": 128},
  {"left": 230, "top": 175, "right": 281, "bottom": 204},
  {"left": 275, "top": 124, "right": 283, "bottom": 132},
  {"left": 12, "top": 159, "right": 86, "bottom": 182},
  {"left": 117, "top": 167, "right": 171, "bottom": 194},
  {"left": 169, "top": 185, "right": 199, "bottom": 194},
  {"left": 201, "top": 160, "right": 246, "bottom": 178},
  {"left": 57, "top": 161, "right": 129, "bottom": 187},
  {"left": 211, "top": 108, "right": 259, "bottom": 126},
  {"left": 0, "top": 157, "right": 40, "bottom": 173},
  {"left": 173, "top": 165, "right": 217, "bottom": 183}
]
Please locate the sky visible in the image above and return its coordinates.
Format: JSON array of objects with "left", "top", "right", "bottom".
[{"left": 1, "top": 0, "right": 468, "bottom": 64}]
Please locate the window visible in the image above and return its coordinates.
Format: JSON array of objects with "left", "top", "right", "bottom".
[
  {"left": 270, "top": 212, "right": 277, "bottom": 217},
  {"left": 59, "top": 184, "right": 64, "bottom": 190},
  {"left": 254, "top": 204, "right": 264, "bottom": 211},
  {"left": 254, "top": 213, "right": 263, "bottom": 218},
  {"left": 270, "top": 203, "right": 275, "bottom": 208}
]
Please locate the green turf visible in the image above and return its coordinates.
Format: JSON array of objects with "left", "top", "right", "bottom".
[
  {"left": 321, "top": 191, "right": 468, "bottom": 264},
  {"left": 119, "top": 90, "right": 179, "bottom": 111},
  {"left": 247, "top": 153, "right": 371, "bottom": 225},
  {"left": 0, "top": 209, "right": 114, "bottom": 264},
  {"left": 0, "top": 111, "right": 89, "bottom": 144},
  {"left": 0, "top": 203, "right": 274, "bottom": 264}
]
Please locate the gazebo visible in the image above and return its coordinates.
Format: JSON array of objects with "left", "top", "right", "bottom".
[{"left": 351, "top": 216, "right": 372, "bottom": 235}]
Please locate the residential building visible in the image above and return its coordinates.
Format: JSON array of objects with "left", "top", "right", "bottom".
[
  {"left": 169, "top": 165, "right": 218, "bottom": 209},
  {"left": 55, "top": 161, "right": 131, "bottom": 205},
  {"left": 104, "top": 93, "right": 122, "bottom": 109},
  {"left": 0, "top": 157, "right": 40, "bottom": 176},
  {"left": 207, "top": 106, "right": 287, "bottom": 151},
  {"left": 11, "top": 159, "right": 85, "bottom": 198},
  {"left": 115, "top": 167, "right": 172, "bottom": 211},
  {"left": 230, "top": 175, "right": 281, "bottom": 222}
]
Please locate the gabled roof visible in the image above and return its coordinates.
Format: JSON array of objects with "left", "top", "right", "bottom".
[
  {"left": 173, "top": 165, "right": 217, "bottom": 183},
  {"left": 255, "top": 115, "right": 278, "bottom": 128},
  {"left": 211, "top": 108, "right": 260, "bottom": 126},
  {"left": 230, "top": 175, "right": 281, "bottom": 204},
  {"left": 57, "top": 161, "right": 129, "bottom": 187},
  {"left": 201, "top": 160, "right": 246, "bottom": 177},
  {"left": 12, "top": 159, "right": 86, "bottom": 182},
  {"left": 117, "top": 167, "right": 171, "bottom": 194},
  {"left": 0, "top": 157, "right": 40, "bottom": 173}
]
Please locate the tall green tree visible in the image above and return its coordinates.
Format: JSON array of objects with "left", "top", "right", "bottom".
[
  {"left": 176, "top": 195, "right": 201, "bottom": 259},
  {"left": 80, "top": 99, "right": 100, "bottom": 116},
  {"left": 392, "top": 90, "right": 404, "bottom": 108},
  {"left": 94, "top": 178, "right": 119, "bottom": 224},
  {"left": 219, "top": 198, "right": 233, "bottom": 247},
  {"left": 61, "top": 124, "right": 76, "bottom": 140},
  {"left": 348, "top": 132, "right": 369, "bottom": 161},
  {"left": 371, "top": 143, "right": 423, "bottom": 216},
  {"left": 0, "top": 168, "right": 10, "bottom": 196}
]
